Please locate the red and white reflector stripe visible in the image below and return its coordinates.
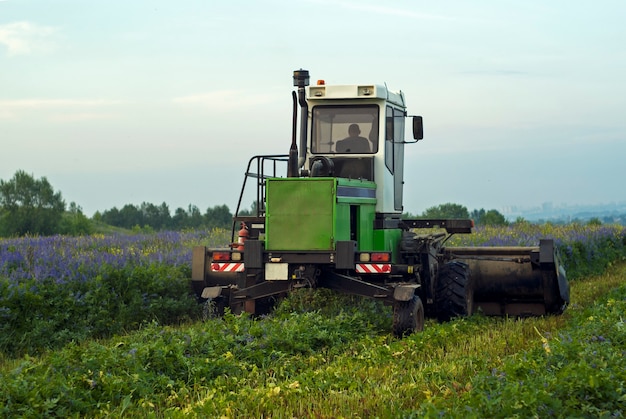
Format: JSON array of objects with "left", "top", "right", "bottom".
[
  {"left": 356, "top": 263, "right": 391, "bottom": 274},
  {"left": 211, "top": 262, "right": 244, "bottom": 272}
]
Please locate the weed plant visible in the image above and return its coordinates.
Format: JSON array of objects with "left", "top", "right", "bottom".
[
  {"left": 0, "top": 229, "right": 229, "bottom": 356},
  {"left": 0, "top": 223, "right": 625, "bottom": 417},
  {"left": 0, "top": 267, "right": 624, "bottom": 417}
]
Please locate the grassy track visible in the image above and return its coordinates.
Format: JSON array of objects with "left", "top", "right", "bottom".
[
  {"left": 182, "top": 264, "right": 625, "bottom": 418},
  {"left": 2, "top": 263, "right": 624, "bottom": 418}
]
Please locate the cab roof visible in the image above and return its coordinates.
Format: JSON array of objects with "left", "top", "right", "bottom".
[{"left": 306, "top": 83, "right": 406, "bottom": 108}]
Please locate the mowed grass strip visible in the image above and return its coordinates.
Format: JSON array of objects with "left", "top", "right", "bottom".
[
  {"left": 181, "top": 264, "right": 626, "bottom": 418},
  {"left": 1, "top": 264, "right": 624, "bottom": 418}
]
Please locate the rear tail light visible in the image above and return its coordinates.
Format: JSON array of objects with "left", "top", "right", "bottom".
[
  {"left": 212, "top": 251, "right": 231, "bottom": 261},
  {"left": 358, "top": 252, "right": 391, "bottom": 262},
  {"left": 371, "top": 253, "right": 390, "bottom": 262}
]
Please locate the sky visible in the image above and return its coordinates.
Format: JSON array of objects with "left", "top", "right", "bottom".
[{"left": 1, "top": 0, "right": 625, "bottom": 217}]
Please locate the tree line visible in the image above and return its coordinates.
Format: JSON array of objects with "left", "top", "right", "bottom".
[
  {"left": 0, "top": 171, "right": 249, "bottom": 237},
  {"left": 0, "top": 171, "right": 91, "bottom": 237},
  {"left": 94, "top": 203, "right": 233, "bottom": 232},
  {"left": 0, "top": 171, "right": 517, "bottom": 237},
  {"left": 414, "top": 203, "right": 508, "bottom": 226}
]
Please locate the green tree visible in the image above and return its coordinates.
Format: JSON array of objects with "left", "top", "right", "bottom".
[
  {"left": 513, "top": 216, "right": 529, "bottom": 226},
  {"left": 171, "top": 206, "right": 190, "bottom": 229},
  {"left": 470, "top": 208, "right": 486, "bottom": 224},
  {"left": 471, "top": 208, "right": 508, "bottom": 226},
  {"left": 237, "top": 201, "right": 260, "bottom": 217},
  {"left": 0, "top": 170, "right": 66, "bottom": 236},
  {"left": 481, "top": 209, "right": 508, "bottom": 226},
  {"left": 99, "top": 207, "right": 121, "bottom": 226},
  {"left": 188, "top": 205, "right": 204, "bottom": 228},
  {"left": 100, "top": 204, "right": 142, "bottom": 229},
  {"left": 421, "top": 203, "right": 469, "bottom": 219},
  {"left": 140, "top": 202, "right": 171, "bottom": 230},
  {"left": 205, "top": 204, "right": 232, "bottom": 229},
  {"left": 587, "top": 217, "right": 602, "bottom": 226},
  {"left": 168, "top": 204, "right": 205, "bottom": 230},
  {"left": 59, "top": 202, "right": 93, "bottom": 235}
]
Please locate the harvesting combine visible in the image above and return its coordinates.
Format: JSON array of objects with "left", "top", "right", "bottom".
[{"left": 192, "top": 69, "right": 569, "bottom": 336}]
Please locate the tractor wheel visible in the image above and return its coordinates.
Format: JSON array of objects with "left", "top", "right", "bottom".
[
  {"left": 435, "top": 261, "right": 474, "bottom": 322},
  {"left": 392, "top": 295, "right": 425, "bottom": 337}
]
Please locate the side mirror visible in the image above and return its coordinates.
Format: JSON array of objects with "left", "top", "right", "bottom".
[{"left": 412, "top": 116, "right": 424, "bottom": 140}]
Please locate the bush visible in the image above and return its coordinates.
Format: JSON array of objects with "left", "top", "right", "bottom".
[
  {"left": 0, "top": 264, "right": 200, "bottom": 357},
  {"left": 0, "top": 230, "right": 227, "bottom": 357}
]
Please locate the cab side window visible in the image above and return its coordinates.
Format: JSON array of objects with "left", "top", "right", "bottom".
[{"left": 385, "top": 106, "right": 394, "bottom": 173}]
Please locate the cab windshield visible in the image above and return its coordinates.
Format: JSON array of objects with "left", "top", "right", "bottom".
[{"left": 311, "top": 105, "right": 379, "bottom": 154}]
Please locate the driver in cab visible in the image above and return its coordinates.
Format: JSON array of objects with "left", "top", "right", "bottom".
[{"left": 336, "top": 123, "right": 370, "bottom": 153}]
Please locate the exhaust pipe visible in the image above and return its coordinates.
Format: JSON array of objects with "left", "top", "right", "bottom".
[
  {"left": 287, "top": 91, "right": 299, "bottom": 177},
  {"left": 293, "top": 69, "right": 310, "bottom": 171}
]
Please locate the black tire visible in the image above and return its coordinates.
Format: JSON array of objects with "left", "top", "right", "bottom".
[
  {"left": 435, "top": 261, "right": 474, "bottom": 322},
  {"left": 254, "top": 296, "right": 279, "bottom": 316},
  {"left": 392, "top": 295, "right": 425, "bottom": 337}
]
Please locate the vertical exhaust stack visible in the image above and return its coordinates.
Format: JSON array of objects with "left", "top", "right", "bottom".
[
  {"left": 288, "top": 91, "right": 299, "bottom": 177},
  {"left": 292, "top": 69, "right": 310, "bottom": 174}
]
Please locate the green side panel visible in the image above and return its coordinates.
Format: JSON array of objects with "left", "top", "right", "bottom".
[
  {"left": 357, "top": 203, "right": 376, "bottom": 250},
  {"left": 266, "top": 178, "right": 336, "bottom": 250},
  {"left": 335, "top": 203, "right": 351, "bottom": 243},
  {"left": 373, "top": 228, "right": 402, "bottom": 263},
  {"left": 334, "top": 177, "right": 377, "bottom": 251}
]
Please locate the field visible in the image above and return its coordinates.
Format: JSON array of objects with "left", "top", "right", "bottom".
[{"left": 1, "top": 223, "right": 625, "bottom": 417}]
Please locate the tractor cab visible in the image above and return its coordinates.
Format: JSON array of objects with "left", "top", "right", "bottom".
[{"left": 293, "top": 72, "right": 423, "bottom": 215}]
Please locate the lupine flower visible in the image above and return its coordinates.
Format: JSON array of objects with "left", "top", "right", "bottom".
[{"left": 0, "top": 229, "right": 229, "bottom": 285}]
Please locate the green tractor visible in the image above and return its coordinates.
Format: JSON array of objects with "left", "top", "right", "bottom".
[{"left": 192, "top": 69, "right": 569, "bottom": 336}]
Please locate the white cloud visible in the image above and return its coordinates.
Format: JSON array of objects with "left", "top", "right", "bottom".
[
  {"left": 307, "top": 0, "right": 455, "bottom": 21},
  {"left": 172, "top": 90, "right": 277, "bottom": 109},
  {"left": 0, "top": 98, "right": 125, "bottom": 108},
  {"left": 0, "top": 110, "right": 14, "bottom": 119},
  {"left": 0, "top": 98, "right": 126, "bottom": 121},
  {"left": 48, "top": 112, "right": 116, "bottom": 123},
  {"left": 0, "top": 21, "right": 59, "bottom": 56}
]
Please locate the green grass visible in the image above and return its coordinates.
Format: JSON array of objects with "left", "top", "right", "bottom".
[
  {"left": 1, "top": 223, "right": 624, "bottom": 417},
  {"left": 1, "top": 264, "right": 625, "bottom": 418}
]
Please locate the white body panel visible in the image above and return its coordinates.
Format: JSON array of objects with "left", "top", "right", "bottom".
[{"left": 305, "top": 83, "right": 406, "bottom": 214}]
